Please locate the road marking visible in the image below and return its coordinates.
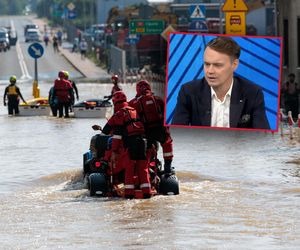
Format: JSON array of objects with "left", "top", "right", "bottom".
[{"left": 11, "top": 20, "right": 32, "bottom": 81}]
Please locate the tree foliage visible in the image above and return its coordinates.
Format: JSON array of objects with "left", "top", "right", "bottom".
[
  {"left": 36, "top": 0, "right": 96, "bottom": 29},
  {"left": 0, "top": 0, "right": 27, "bottom": 15}
]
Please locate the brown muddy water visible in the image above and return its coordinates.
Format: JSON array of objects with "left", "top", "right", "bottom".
[{"left": 0, "top": 81, "right": 300, "bottom": 249}]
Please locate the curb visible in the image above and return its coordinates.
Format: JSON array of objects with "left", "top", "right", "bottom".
[{"left": 59, "top": 49, "right": 86, "bottom": 78}]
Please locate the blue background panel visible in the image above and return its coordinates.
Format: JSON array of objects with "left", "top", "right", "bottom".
[{"left": 166, "top": 33, "right": 282, "bottom": 130}]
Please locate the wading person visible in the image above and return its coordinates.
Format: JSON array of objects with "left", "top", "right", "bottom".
[
  {"left": 281, "top": 73, "right": 299, "bottom": 119},
  {"left": 129, "top": 80, "right": 175, "bottom": 176},
  {"left": 100, "top": 91, "right": 151, "bottom": 199},
  {"left": 3, "top": 75, "right": 27, "bottom": 115},
  {"left": 104, "top": 75, "right": 122, "bottom": 100},
  {"left": 172, "top": 36, "right": 270, "bottom": 129},
  {"left": 53, "top": 71, "right": 74, "bottom": 118}
]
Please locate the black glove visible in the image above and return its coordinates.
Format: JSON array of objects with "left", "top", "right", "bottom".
[{"left": 4, "top": 101, "right": 6, "bottom": 106}]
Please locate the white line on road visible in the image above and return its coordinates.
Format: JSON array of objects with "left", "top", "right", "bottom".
[{"left": 11, "top": 20, "right": 32, "bottom": 81}]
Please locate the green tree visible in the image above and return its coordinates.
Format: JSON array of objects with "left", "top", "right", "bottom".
[
  {"left": 0, "top": 0, "right": 27, "bottom": 15},
  {"left": 36, "top": 0, "right": 96, "bottom": 30}
]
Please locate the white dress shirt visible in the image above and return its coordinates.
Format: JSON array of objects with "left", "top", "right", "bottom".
[{"left": 210, "top": 79, "right": 234, "bottom": 127}]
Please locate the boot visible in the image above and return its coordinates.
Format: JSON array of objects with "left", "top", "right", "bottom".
[{"left": 164, "top": 159, "right": 175, "bottom": 176}]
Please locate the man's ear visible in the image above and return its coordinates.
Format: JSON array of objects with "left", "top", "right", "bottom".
[{"left": 232, "top": 58, "right": 239, "bottom": 71}]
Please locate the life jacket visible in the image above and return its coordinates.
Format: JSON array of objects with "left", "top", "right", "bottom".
[
  {"left": 7, "top": 85, "right": 17, "bottom": 96},
  {"left": 54, "top": 79, "right": 72, "bottom": 102},
  {"left": 121, "top": 106, "right": 145, "bottom": 136},
  {"left": 136, "top": 94, "right": 163, "bottom": 127}
]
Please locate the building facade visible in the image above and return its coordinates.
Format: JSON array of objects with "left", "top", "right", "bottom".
[{"left": 277, "top": 0, "right": 300, "bottom": 82}]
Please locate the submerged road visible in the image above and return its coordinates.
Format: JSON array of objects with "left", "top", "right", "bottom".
[{"left": 0, "top": 15, "right": 299, "bottom": 250}]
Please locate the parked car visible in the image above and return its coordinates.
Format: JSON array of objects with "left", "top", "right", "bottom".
[
  {"left": 25, "top": 28, "right": 41, "bottom": 42},
  {"left": 0, "top": 28, "right": 10, "bottom": 52}
]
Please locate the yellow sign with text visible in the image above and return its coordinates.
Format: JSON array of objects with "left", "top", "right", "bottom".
[
  {"left": 222, "top": 0, "right": 248, "bottom": 12},
  {"left": 225, "top": 12, "right": 246, "bottom": 35}
]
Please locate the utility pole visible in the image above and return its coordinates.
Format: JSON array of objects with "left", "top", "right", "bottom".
[
  {"left": 90, "top": 0, "right": 94, "bottom": 26},
  {"left": 274, "top": 0, "right": 278, "bottom": 36},
  {"left": 219, "top": 0, "right": 224, "bottom": 34},
  {"left": 83, "top": 0, "right": 86, "bottom": 31}
]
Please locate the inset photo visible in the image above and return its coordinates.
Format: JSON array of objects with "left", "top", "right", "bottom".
[{"left": 165, "top": 33, "right": 282, "bottom": 132}]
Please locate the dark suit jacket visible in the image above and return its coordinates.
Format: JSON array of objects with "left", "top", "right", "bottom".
[{"left": 171, "top": 77, "right": 270, "bottom": 129}]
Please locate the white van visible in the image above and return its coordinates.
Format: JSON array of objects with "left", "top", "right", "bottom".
[{"left": 25, "top": 28, "right": 40, "bottom": 42}]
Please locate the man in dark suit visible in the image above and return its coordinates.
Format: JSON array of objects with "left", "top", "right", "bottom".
[{"left": 171, "top": 36, "right": 270, "bottom": 129}]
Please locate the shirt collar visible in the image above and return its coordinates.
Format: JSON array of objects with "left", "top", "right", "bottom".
[{"left": 211, "top": 78, "right": 234, "bottom": 101}]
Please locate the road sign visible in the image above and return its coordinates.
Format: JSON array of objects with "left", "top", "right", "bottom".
[
  {"left": 126, "top": 34, "right": 140, "bottom": 45},
  {"left": 189, "top": 5, "right": 206, "bottom": 20},
  {"left": 67, "top": 2, "right": 75, "bottom": 11},
  {"left": 53, "top": 10, "right": 63, "bottom": 17},
  {"left": 68, "top": 10, "right": 77, "bottom": 19},
  {"left": 28, "top": 43, "right": 44, "bottom": 59},
  {"left": 130, "top": 20, "right": 165, "bottom": 34},
  {"left": 189, "top": 20, "right": 208, "bottom": 32},
  {"left": 225, "top": 12, "right": 246, "bottom": 35},
  {"left": 161, "top": 25, "right": 176, "bottom": 41},
  {"left": 222, "top": 0, "right": 248, "bottom": 35},
  {"left": 222, "top": 0, "right": 248, "bottom": 12}
]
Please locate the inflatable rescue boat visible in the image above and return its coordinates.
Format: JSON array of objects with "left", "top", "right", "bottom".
[
  {"left": 83, "top": 133, "right": 180, "bottom": 198},
  {"left": 19, "top": 97, "right": 50, "bottom": 116},
  {"left": 73, "top": 98, "right": 113, "bottom": 118}
]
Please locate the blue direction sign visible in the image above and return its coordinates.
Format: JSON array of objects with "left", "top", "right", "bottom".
[
  {"left": 28, "top": 43, "right": 44, "bottom": 59},
  {"left": 68, "top": 10, "right": 77, "bottom": 19},
  {"left": 189, "top": 5, "right": 206, "bottom": 21},
  {"left": 126, "top": 34, "right": 140, "bottom": 45},
  {"left": 189, "top": 20, "right": 208, "bottom": 32}
]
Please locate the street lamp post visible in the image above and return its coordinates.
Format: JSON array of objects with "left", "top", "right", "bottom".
[
  {"left": 274, "top": 0, "right": 278, "bottom": 36},
  {"left": 219, "top": 0, "right": 224, "bottom": 34}
]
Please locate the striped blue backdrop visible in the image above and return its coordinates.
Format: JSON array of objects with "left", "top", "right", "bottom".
[{"left": 166, "top": 33, "right": 282, "bottom": 130}]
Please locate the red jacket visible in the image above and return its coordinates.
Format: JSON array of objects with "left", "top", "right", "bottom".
[
  {"left": 54, "top": 78, "right": 73, "bottom": 103},
  {"left": 105, "top": 102, "right": 145, "bottom": 152},
  {"left": 131, "top": 92, "right": 164, "bottom": 128}
]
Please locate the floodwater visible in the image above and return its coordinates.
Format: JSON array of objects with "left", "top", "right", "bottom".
[{"left": 0, "top": 81, "right": 300, "bottom": 249}]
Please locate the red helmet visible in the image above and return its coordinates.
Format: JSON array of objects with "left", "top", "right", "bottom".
[
  {"left": 111, "top": 74, "right": 119, "bottom": 83},
  {"left": 137, "top": 80, "right": 151, "bottom": 95},
  {"left": 58, "top": 71, "right": 65, "bottom": 78},
  {"left": 112, "top": 91, "right": 127, "bottom": 104}
]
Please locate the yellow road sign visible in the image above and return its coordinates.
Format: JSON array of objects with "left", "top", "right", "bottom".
[
  {"left": 67, "top": 3, "right": 75, "bottom": 11},
  {"left": 225, "top": 12, "right": 246, "bottom": 35},
  {"left": 161, "top": 25, "right": 176, "bottom": 41},
  {"left": 222, "top": 0, "right": 248, "bottom": 12}
]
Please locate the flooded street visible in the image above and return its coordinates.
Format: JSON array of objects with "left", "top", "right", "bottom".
[{"left": 0, "top": 81, "right": 300, "bottom": 249}]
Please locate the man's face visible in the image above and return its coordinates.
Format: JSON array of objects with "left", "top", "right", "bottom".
[{"left": 203, "top": 47, "right": 239, "bottom": 89}]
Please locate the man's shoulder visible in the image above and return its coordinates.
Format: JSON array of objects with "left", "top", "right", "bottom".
[
  {"left": 235, "top": 76, "right": 262, "bottom": 92},
  {"left": 180, "top": 78, "right": 207, "bottom": 92}
]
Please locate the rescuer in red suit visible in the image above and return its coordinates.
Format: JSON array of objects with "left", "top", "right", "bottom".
[
  {"left": 101, "top": 91, "right": 151, "bottom": 199},
  {"left": 53, "top": 71, "right": 74, "bottom": 118},
  {"left": 129, "top": 80, "right": 175, "bottom": 176},
  {"left": 104, "top": 75, "right": 122, "bottom": 100}
]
